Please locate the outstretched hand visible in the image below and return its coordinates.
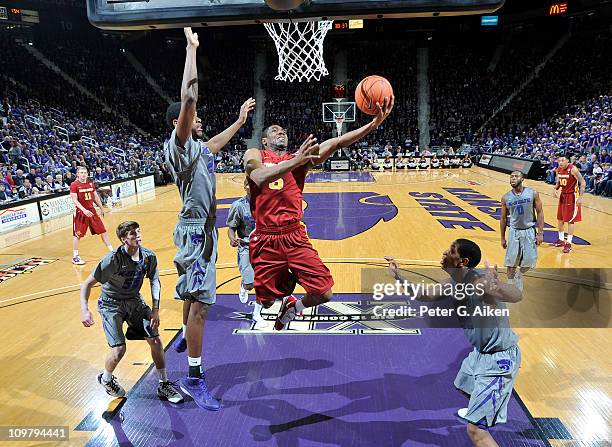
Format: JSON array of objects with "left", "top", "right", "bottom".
[
  {"left": 238, "top": 98, "right": 256, "bottom": 125},
  {"left": 372, "top": 95, "right": 395, "bottom": 128},
  {"left": 184, "top": 27, "right": 199, "bottom": 49},
  {"left": 475, "top": 260, "right": 501, "bottom": 295},
  {"left": 294, "top": 134, "right": 320, "bottom": 166}
]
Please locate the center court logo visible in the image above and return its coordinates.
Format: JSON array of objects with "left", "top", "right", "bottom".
[{"left": 232, "top": 298, "right": 420, "bottom": 335}]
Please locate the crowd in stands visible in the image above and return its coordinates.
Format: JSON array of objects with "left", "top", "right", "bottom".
[
  {"left": 347, "top": 40, "right": 418, "bottom": 151},
  {"left": 347, "top": 144, "right": 473, "bottom": 171},
  {"left": 129, "top": 33, "right": 255, "bottom": 148},
  {"left": 429, "top": 26, "right": 562, "bottom": 147},
  {"left": 0, "top": 97, "right": 171, "bottom": 203},
  {"left": 2, "top": 18, "right": 610, "bottom": 206}
]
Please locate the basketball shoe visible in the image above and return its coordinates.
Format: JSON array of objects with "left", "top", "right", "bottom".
[
  {"left": 514, "top": 271, "right": 523, "bottom": 291},
  {"left": 175, "top": 337, "right": 187, "bottom": 353},
  {"left": 562, "top": 243, "right": 572, "bottom": 253},
  {"left": 274, "top": 295, "right": 299, "bottom": 331},
  {"left": 97, "top": 373, "right": 126, "bottom": 398},
  {"left": 239, "top": 282, "right": 249, "bottom": 304},
  {"left": 157, "top": 381, "right": 183, "bottom": 404},
  {"left": 550, "top": 239, "right": 565, "bottom": 247},
  {"left": 179, "top": 376, "right": 221, "bottom": 411},
  {"left": 72, "top": 255, "right": 86, "bottom": 265}
]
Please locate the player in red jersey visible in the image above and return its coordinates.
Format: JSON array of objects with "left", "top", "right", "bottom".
[
  {"left": 244, "top": 96, "right": 394, "bottom": 330},
  {"left": 551, "top": 154, "right": 586, "bottom": 253},
  {"left": 70, "top": 166, "right": 112, "bottom": 265}
]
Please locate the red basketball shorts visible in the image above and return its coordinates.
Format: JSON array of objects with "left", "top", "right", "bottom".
[
  {"left": 73, "top": 210, "right": 107, "bottom": 237},
  {"left": 249, "top": 222, "right": 334, "bottom": 304},
  {"left": 556, "top": 193, "right": 581, "bottom": 223}
]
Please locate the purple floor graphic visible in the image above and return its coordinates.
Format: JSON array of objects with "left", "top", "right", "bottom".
[
  {"left": 217, "top": 192, "right": 398, "bottom": 240},
  {"left": 84, "top": 294, "right": 550, "bottom": 447}
]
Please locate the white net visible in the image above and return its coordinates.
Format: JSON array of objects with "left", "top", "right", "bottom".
[{"left": 264, "top": 20, "right": 334, "bottom": 82}]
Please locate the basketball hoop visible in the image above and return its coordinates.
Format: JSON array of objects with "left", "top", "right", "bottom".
[{"left": 264, "top": 19, "right": 333, "bottom": 82}]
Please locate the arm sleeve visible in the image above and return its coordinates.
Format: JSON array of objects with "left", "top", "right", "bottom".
[{"left": 150, "top": 270, "right": 161, "bottom": 303}]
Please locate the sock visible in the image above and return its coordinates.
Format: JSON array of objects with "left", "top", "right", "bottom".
[
  {"left": 558, "top": 231, "right": 564, "bottom": 241},
  {"left": 157, "top": 368, "right": 168, "bottom": 382},
  {"left": 188, "top": 356, "right": 201, "bottom": 378},
  {"left": 295, "top": 300, "right": 306, "bottom": 313},
  {"left": 73, "top": 250, "right": 79, "bottom": 257},
  {"left": 102, "top": 369, "right": 113, "bottom": 383},
  {"left": 107, "top": 244, "right": 113, "bottom": 251},
  {"left": 567, "top": 234, "right": 573, "bottom": 244},
  {"left": 182, "top": 324, "right": 187, "bottom": 338},
  {"left": 253, "top": 302, "right": 263, "bottom": 320}
]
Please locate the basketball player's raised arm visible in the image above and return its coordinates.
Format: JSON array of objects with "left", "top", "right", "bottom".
[
  {"left": 176, "top": 28, "right": 199, "bottom": 147},
  {"left": 384, "top": 256, "right": 449, "bottom": 302},
  {"left": 244, "top": 135, "right": 319, "bottom": 187},
  {"left": 315, "top": 96, "right": 395, "bottom": 165},
  {"left": 500, "top": 197, "right": 508, "bottom": 249},
  {"left": 533, "top": 191, "right": 544, "bottom": 244},
  {"left": 475, "top": 262, "right": 522, "bottom": 304},
  {"left": 206, "top": 98, "right": 256, "bottom": 154}
]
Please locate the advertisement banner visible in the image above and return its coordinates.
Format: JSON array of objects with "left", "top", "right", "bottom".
[
  {"left": 40, "top": 194, "right": 75, "bottom": 221},
  {"left": 111, "top": 180, "right": 136, "bottom": 199},
  {"left": 136, "top": 175, "right": 155, "bottom": 192},
  {"left": 0, "top": 203, "right": 40, "bottom": 233}
]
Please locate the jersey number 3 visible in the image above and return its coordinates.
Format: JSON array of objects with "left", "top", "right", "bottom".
[{"left": 269, "top": 179, "right": 284, "bottom": 190}]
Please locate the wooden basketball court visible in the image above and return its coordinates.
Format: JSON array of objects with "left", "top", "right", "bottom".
[{"left": 0, "top": 167, "right": 610, "bottom": 446}]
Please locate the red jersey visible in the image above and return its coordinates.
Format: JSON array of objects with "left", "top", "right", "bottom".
[
  {"left": 249, "top": 149, "right": 306, "bottom": 229},
  {"left": 556, "top": 164, "right": 578, "bottom": 195},
  {"left": 70, "top": 180, "right": 97, "bottom": 211}
]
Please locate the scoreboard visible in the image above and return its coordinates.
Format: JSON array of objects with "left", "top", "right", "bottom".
[{"left": 0, "top": 7, "right": 39, "bottom": 24}]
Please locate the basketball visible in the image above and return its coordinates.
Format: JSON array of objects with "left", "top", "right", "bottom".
[
  {"left": 355, "top": 75, "right": 394, "bottom": 115},
  {"left": 265, "top": 0, "right": 306, "bottom": 11}
]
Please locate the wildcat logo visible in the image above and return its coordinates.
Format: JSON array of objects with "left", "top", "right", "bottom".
[
  {"left": 217, "top": 192, "right": 398, "bottom": 240},
  {"left": 0, "top": 257, "right": 58, "bottom": 283},
  {"left": 232, "top": 297, "right": 420, "bottom": 335}
]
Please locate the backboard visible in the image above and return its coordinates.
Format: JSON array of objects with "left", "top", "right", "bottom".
[
  {"left": 87, "top": 0, "right": 505, "bottom": 30},
  {"left": 322, "top": 102, "right": 356, "bottom": 123}
]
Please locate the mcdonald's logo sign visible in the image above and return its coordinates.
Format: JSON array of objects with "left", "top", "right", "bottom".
[{"left": 549, "top": 3, "right": 568, "bottom": 15}]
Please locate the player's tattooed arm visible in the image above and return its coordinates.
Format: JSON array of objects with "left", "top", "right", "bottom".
[
  {"left": 533, "top": 191, "right": 544, "bottom": 244},
  {"left": 500, "top": 196, "right": 508, "bottom": 249},
  {"left": 176, "top": 27, "right": 199, "bottom": 147}
]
